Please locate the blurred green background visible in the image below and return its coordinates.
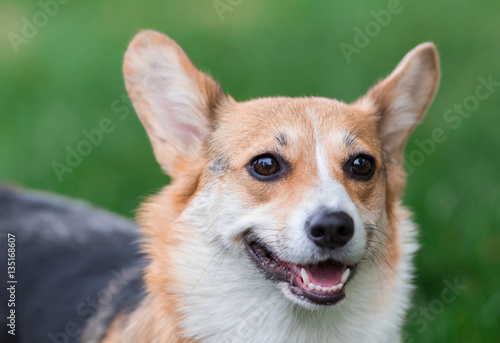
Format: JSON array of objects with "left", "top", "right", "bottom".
[{"left": 1, "top": 0, "right": 499, "bottom": 341}]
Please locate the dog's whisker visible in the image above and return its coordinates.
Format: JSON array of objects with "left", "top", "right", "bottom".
[
  {"left": 187, "top": 246, "right": 228, "bottom": 295},
  {"left": 210, "top": 247, "right": 230, "bottom": 287},
  {"left": 368, "top": 244, "right": 393, "bottom": 270},
  {"left": 367, "top": 238, "right": 392, "bottom": 257}
]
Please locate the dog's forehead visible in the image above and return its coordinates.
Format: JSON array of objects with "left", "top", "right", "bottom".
[
  {"left": 224, "top": 97, "right": 348, "bottom": 126},
  {"left": 213, "top": 97, "right": 378, "bottom": 159}
]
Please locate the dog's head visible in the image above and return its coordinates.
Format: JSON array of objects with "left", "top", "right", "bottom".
[{"left": 124, "top": 31, "right": 439, "bottom": 309}]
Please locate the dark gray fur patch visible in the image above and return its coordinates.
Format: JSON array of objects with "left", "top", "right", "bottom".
[
  {"left": 276, "top": 132, "right": 288, "bottom": 146},
  {"left": 209, "top": 154, "right": 231, "bottom": 175},
  {"left": 345, "top": 133, "right": 356, "bottom": 147},
  {"left": 81, "top": 264, "right": 146, "bottom": 343}
]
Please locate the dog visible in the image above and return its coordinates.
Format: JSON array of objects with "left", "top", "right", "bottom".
[{"left": 0, "top": 30, "right": 439, "bottom": 342}]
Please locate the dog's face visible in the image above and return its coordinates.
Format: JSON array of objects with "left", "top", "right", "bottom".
[
  {"left": 196, "top": 98, "right": 385, "bottom": 307},
  {"left": 124, "top": 31, "right": 439, "bottom": 309}
]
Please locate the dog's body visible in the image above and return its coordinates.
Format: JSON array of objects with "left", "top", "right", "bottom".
[
  {"left": 0, "top": 31, "right": 439, "bottom": 342},
  {"left": 0, "top": 187, "right": 145, "bottom": 343}
]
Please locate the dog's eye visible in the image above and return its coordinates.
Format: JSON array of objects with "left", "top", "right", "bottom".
[
  {"left": 252, "top": 155, "right": 279, "bottom": 176},
  {"left": 248, "top": 154, "right": 283, "bottom": 180},
  {"left": 345, "top": 154, "right": 375, "bottom": 181},
  {"left": 352, "top": 157, "right": 371, "bottom": 175}
]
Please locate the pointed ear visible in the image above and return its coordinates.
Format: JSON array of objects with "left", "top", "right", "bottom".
[
  {"left": 356, "top": 43, "right": 440, "bottom": 160},
  {"left": 123, "top": 30, "right": 227, "bottom": 177}
]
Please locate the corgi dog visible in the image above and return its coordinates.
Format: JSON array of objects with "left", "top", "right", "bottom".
[{"left": 0, "top": 30, "right": 439, "bottom": 343}]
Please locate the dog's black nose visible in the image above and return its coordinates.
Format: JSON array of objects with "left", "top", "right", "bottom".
[{"left": 306, "top": 211, "right": 354, "bottom": 249}]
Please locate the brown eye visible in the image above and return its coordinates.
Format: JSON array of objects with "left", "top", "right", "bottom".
[
  {"left": 351, "top": 157, "right": 372, "bottom": 175},
  {"left": 252, "top": 156, "right": 279, "bottom": 176},
  {"left": 344, "top": 153, "right": 375, "bottom": 181},
  {"left": 248, "top": 153, "right": 287, "bottom": 181}
]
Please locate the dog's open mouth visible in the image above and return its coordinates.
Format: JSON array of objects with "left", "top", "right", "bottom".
[{"left": 246, "top": 239, "right": 356, "bottom": 306}]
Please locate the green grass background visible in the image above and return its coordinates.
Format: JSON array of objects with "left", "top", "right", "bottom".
[{"left": 1, "top": 0, "right": 499, "bottom": 341}]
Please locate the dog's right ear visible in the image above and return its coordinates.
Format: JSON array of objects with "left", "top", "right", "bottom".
[
  {"left": 123, "top": 30, "right": 226, "bottom": 177},
  {"left": 355, "top": 43, "right": 440, "bottom": 162}
]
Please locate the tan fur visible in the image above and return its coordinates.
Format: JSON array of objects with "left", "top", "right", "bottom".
[
  {"left": 101, "top": 314, "right": 124, "bottom": 343},
  {"left": 103, "top": 297, "right": 196, "bottom": 343}
]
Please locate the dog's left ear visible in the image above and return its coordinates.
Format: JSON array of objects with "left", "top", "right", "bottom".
[
  {"left": 356, "top": 43, "right": 440, "bottom": 160},
  {"left": 123, "top": 30, "right": 227, "bottom": 177}
]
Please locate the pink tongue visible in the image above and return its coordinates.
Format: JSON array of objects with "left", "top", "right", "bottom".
[{"left": 304, "top": 262, "right": 344, "bottom": 286}]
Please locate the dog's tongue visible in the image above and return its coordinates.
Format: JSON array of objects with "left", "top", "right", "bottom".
[{"left": 304, "top": 262, "right": 344, "bottom": 286}]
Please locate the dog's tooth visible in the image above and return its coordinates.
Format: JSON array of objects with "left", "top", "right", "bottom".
[
  {"left": 337, "top": 283, "right": 344, "bottom": 291},
  {"left": 341, "top": 268, "right": 350, "bottom": 284},
  {"left": 331, "top": 285, "right": 338, "bottom": 292},
  {"left": 308, "top": 283, "right": 315, "bottom": 290},
  {"left": 301, "top": 268, "right": 310, "bottom": 285},
  {"left": 315, "top": 285, "right": 322, "bottom": 292},
  {"left": 321, "top": 287, "right": 329, "bottom": 293}
]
